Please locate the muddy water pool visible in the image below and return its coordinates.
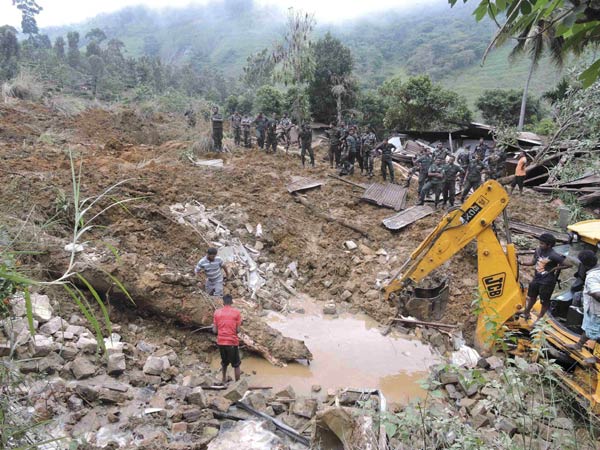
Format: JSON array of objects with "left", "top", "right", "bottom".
[{"left": 212, "top": 295, "right": 439, "bottom": 404}]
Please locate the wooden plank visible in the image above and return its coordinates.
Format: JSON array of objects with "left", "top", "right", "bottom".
[{"left": 382, "top": 205, "right": 434, "bottom": 231}]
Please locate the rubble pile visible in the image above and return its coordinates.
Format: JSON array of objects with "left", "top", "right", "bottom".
[{"left": 1, "top": 294, "right": 386, "bottom": 449}]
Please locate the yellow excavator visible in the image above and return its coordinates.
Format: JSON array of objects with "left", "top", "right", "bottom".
[{"left": 383, "top": 180, "right": 600, "bottom": 412}]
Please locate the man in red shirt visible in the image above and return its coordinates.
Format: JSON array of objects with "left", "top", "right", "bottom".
[{"left": 213, "top": 294, "right": 242, "bottom": 384}]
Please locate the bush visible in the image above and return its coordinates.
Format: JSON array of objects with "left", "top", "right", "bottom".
[
  {"left": 45, "top": 95, "right": 89, "bottom": 117},
  {"left": 1, "top": 71, "right": 44, "bottom": 102}
]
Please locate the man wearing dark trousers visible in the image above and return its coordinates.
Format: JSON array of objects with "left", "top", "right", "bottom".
[
  {"left": 213, "top": 294, "right": 242, "bottom": 385},
  {"left": 521, "top": 233, "right": 572, "bottom": 323}
]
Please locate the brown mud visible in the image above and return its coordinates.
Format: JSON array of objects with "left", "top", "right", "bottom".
[{"left": 0, "top": 101, "right": 562, "bottom": 349}]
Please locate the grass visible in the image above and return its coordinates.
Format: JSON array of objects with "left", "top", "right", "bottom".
[{"left": 440, "top": 46, "right": 563, "bottom": 113}]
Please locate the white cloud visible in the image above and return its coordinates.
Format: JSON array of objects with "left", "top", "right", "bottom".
[{"left": 0, "top": 0, "right": 442, "bottom": 29}]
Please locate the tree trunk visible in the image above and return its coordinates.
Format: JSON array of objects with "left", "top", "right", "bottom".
[
  {"left": 518, "top": 58, "right": 535, "bottom": 131},
  {"left": 336, "top": 94, "right": 342, "bottom": 125}
]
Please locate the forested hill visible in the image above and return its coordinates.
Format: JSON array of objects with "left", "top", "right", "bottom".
[{"left": 44, "top": 0, "right": 558, "bottom": 99}]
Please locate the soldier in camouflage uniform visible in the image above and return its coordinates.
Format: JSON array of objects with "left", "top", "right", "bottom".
[
  {"left": 254, "top": 112, "right": 267, "bottom": 149},
  {"left": 418, "top": 156, "right": 445, "bottom": 208},
  {"left": 441, "top": 156, "right": 464, "bottom": 207},
  {"left": 230, "top": 111, "right": 242, "bottom": 146},
  {"left": 340, "top": 128, "right": 357, "bottom": 175},
  {"left": 432, "top": 143, "right": 451, "bottom": 162},
  {"left": 241, "top": 115, "right": 252, "bottom": 148},
  {"left": 299, "top": 123, "right": 314, "bottom": 167},
  {"left": 328, "top": 123, "right": 340, "bottom": 168},
  {"left": 460, "top": 153, "right": 485, "bottom": 202},
  {"left": 406, "top": 147, "right": 433, "bottom": 195},
  {"left": 374, "top": 137, "right": 396, "bottom": 183},
  {"left": 211, "top": 106, "right": 224, "bottom": 151},
  {"left": 265, "top": 116, "right": 278, "bottom": 154},
  {"left": 361, "top": 127, "right": 377, "bottom": 178},
  {"left": 279, "top": 113, "right": 292, "bottom": 150}
]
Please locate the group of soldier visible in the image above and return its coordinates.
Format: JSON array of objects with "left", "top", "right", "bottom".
[{"left": 410, "top": 137, "right": 509, "bottom": 208}]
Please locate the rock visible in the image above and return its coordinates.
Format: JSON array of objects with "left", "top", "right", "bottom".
[
  {"left": 223, "top": 379, "right": 248, "bottom": 402},
  {"left": 98, "top": 388, "right": 127, "bottom": 404},
  {"left": 292, "top": 397, "right": 318, "bottom": 419},
  {"left": 71, "top": 356, "right": 96, "bottom": 380},
  {"left": 340, "top": 290, "right": 352, "bottom": 302},
  {"left": 322, "top": 280, "right": 333, "bottom": 288},
  {"left": 0, "top": 343, "right": 10, "bottom": 357},
  {"left": 365, "top": 289, "right": 379, "bottom": 300},
  {"left": 65, "top": 325, "right": 86, "bottom": 336},
  {"left": 172, "top": 422, "right": 187, "bottom": 434},
  {"left": 458, "top": 375, "right": 481, "bottom": 397},
  {"left": 246, "top": 392, "right": 268, "bottom": 412},
  {"left": 311, "top": 385, "right": 322, "bottom": 393},
  {"left": 439, "top": 371, "right": 459, "bottom": 385},
  {"left": 29, "top": 334, "right": 53, "bottom": 357},
  {"left": 60, "top": 344, "right": 79, "bottom": 361},
  {"left": 468, "top": 400, "right": 487, "bottom": 417},
  {"left": 67, "top": 395, "right": 84, "bottom": 411},
  {"left": 459, "top": 398, "right": 477, "bottom": 409},
  {"left": 182, "top": 408, "right": 203, "bottom": 422},
  {"left": 38, "top": 352, "right": 65, "bottom": 374},
  {"left": 209, "top": 395, "right": 232, "bottom": 412},
  {"left": 30, "top": 293, "right": 53, "bottom": 323},
  {"left": 136, "top": 341, "right": 157, "bottom": 353},
  {"left": 107, "top": 353, "right": 126, "bottom": 376},
  {"left": 75, "top": 383, "right": 99, "bottom": 402},
  {"left": 471, "top": 414, "right": 490, "bottom": 429},
  {"left": 164, "top": 337, "right": 180, "bottom": 348},
  {"left": 182, "top": 374, "right": 211, "bottom": 388},
  {"left": 39, "top": 317, "right": 67, "bottom": 336},
  {"left": 270, "top": 402, "right": 285, "bottom": 415},
  {"left": 143, "top": 355, "right": 170, "bottom": 376},
  {"left": 551, "top": 417, "right": 574, "bottom": 431},
  {"left": 344, "top": 241, "right": 357, "bottom": 250},
  {"left": 186, "top": 387, "right": 208, "bottom": 408},
  {"left": 153, "top": 347, "right": 178, "bottom": 365},
  {"left": 255, "top": 241, "right": 264, "bottom": 251},
  {"left": 485, "top": 355, "right": 504, "bottom": 370},
  {"left": 76, "top": 335, "right": 98, "bottom": 354},
  {"left": 275, "top": 386, "right": 295, "bottom": 399},
  {"left": 496, "top": 417, "right": 517, "bottom": 436},
  {"left": 444, "top": 384, "right": 463, "bottom": 400},
  {"left": 322, "top": 303, "right": 337, "bottom": 315}
]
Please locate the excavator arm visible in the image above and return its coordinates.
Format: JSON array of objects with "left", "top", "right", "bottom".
[{"left": 384, "top": 180, "right": 526, "bottom": 351}]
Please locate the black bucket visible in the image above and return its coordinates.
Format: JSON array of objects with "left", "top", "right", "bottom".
[{"left": 403, "top": 278, "right": 449, "bottom": 321}]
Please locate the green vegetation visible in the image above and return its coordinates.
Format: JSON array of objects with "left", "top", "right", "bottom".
[{"left": 476, "top": 89, "right": 541, "bottom": 126}]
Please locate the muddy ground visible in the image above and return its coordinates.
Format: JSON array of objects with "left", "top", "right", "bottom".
[{"left": 0, "top": 100, "right": 566, "bottom": 345}]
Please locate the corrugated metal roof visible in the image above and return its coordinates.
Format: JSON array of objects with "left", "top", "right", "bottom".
[
  {"left": 361, "top": 183, "right": 407, "bottom": 211},
  {"left": 382, "top": 205, "right": 434, "bottom": 230},
  {"left": 287, "top": 177, "right": 324, "bottom": 194}
]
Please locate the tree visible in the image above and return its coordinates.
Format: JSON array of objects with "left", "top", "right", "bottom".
[
  {"left": 476, "top": 89, "right": 541, "bottom": 126},
  {"left": 357, "top": 90, "right": 386, "bottom": 134},
  {"left": 308, "top": 32, "right": 354, "bottom": 123},
  {"left": 67, "top": 31, "right": 80, "bottom": 68},
  {"left": 381, "top": 75, "right": 472, "bottom": 130},
  {"left": 143, "top": 36, "right": 161, "bottom": 57},
  {"left": 242, "top": 48, "right": 275, "bottom": 89},
  {"left": 0, "top": 25, "right": 19, "bottom": 80},
  {"left": 54, "top": 36, "right": 65, "bottom": 59},
  {"left": 255, "top": 85, "right": 283, "bottom": 116},
  {"left": 85, "top": 28, "right": 107, "bottom": 45},
  {"left": 450, "top": 0, "right": 600, "bottom": 86},
  {"left": 88, "top": 54, "right": 104, "bottom": 98},
  {"left": 272, "top": 8, "right": 316, "bottom": 122},
  {"left": 13, "top": 0, "right": 42, "bottom": 38},
  {"left": 507, "top": 19, "right": 564, "bottom": 130}
]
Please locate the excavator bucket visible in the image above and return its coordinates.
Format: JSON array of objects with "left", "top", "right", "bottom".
[{"left": 405, "top": 278, "right": 449, "bottom": 321}]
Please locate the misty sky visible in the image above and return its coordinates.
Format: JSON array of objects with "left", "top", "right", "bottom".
[{"left": 1, "top": 0, "right": 441, "bottom": 28}]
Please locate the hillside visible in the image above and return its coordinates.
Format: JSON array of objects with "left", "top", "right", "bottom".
[{"left": 42, "top": 0, "right": 560, "bottom": 101}]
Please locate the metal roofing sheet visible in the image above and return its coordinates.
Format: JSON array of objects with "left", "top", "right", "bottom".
[
  {"left": 361, "top": 183, "right": 407, "bottom": 211},
  {"left": 382, "top": 205, "right": 434, "bottom": 230},
  {"left": 287, "top": 177, "right": 324, "bottom": 194}
]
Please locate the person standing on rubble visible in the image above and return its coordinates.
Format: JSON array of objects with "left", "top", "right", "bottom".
[
  {"left": 510, "top": 151, "right": 528, "bottom": 195},
  {"left": 328, "top": 123, "right": 341, "bottom": 169},
  {"left": 433, "top": 143, "right": 450, "bottom": 162},
  {"left": 241, "top": 115, "right": 252, "bottom": 148},
  {"left": 474, "top": 138, "right": 488, "bottom": 160},
  {"left": 265, "top": 115, "right": 278, "bottom": 154},
  {"left": 300, "top": 123, "right": 314, "bottom": 167},
  {"left": 374, "top": 137, "right": 396, "bottom": 183},
  {"left": 254, "top": 112, "right": 267, "bottom": 149},
  {"left": 211, "top": 106, "right": 224, "bottom": 151},
  {"left": 230, "top": 111, "right": 242, "bottom": 146},
  {"left": 460, "top": 153, "right": 485, "bottom": 202},
  {"left": 418, "top": 156, "right": 445, "bottom": 208},
  {"left": 361, "top": 126, "right": 377, "bottom": 178},
  {"left": 441, "top": 156, "right": 464, "bottom": 207},
  {"left": 406, "top": 146, "right": 432, "bottom": 194},
  {"left": 213, "top": 294, "right": 242, "bottom": 384},
  {"left": 194, "top": 247, "right": 230, "bottom": 297},
  {"left": 520, "top": 233, "right": 572, "bottom": 323}
]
